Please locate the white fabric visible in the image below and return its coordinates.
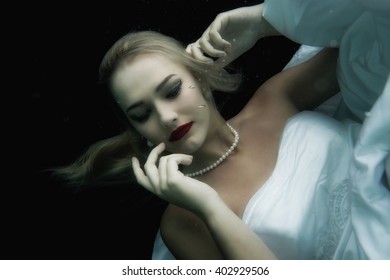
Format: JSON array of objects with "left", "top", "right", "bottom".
[
  {"left": 242, "top": 112, "right": 355, "bottom": 259},
  {"left": 262, "top": 0, "right": 390, "bottom": 260},
  {"left": 283, "top": 45, "right": 323, "bottom": 70},
  {"left": 152, "top": 229, "right": 176, "bottom": 260},
  {"left": 152, "top": 111, "right": 353, "bottom": 259},
  {"left": 263, "top": 0, "right": 390, "bottom": 122},
  {"left": 152, "top": 98, "right": 389, "bottom": 259},
  {"left": 334, "top": 76, "right": 390, "bottom": 259},
  {"left": 152, "top": 0, "right": 390, "bottom": 260}
]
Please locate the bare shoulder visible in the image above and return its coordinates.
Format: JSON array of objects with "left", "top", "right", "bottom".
[
  {"left": 231, "top": 83, "right": 296, "bottom": 138},
  {"left": 234, "top": 80, "right": 297, "bottom": 129},
  {"left": 160, "top": 203, "right": 222, "bottom": 259}
]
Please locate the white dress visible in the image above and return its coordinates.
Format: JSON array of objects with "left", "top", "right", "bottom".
[
  {"left": 263, "top": 0, "right": 390, "bottom": 122},
  {"left": 152, "top": 94, "right": 390, "bottom": 259},
  {"left": 262, "top": 0, "right": 390, "bottom": 260},
  {"left": 152, "top": 0, "right": 390, "bottom": 260},
  {"left": 153, "top": 111, "right": 356, "bottom": 259}
]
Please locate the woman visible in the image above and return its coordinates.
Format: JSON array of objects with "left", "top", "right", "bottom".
[
  {"left": 186, "top": 0, "right": 390, "bottom": 259},
  {"left": 52, "top": 29, "right": 355, "bottom": 259}
]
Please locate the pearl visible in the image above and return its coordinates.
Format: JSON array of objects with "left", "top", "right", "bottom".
[{"left": 185, "top": 122, "right": 239, "bottom": 177}]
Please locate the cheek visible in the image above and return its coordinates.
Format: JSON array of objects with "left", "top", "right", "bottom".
[
  {"left": 132, "top": 122, "right": 157, "bottom": 139},
  {"left": 180, "top": 89, "right": 209, "bottom": 111}
]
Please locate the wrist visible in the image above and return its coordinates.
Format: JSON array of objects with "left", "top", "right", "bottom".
[
  {"left": 256, "top": 3, "right": 281, "bottom": 38},
  {"left": 199, "top": 196, "right": 236, "bottom": 230},
  {"left": 196, "top": 192, "right": 227, "bottom": 221}
]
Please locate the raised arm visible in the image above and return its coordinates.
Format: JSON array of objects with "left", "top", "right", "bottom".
[{"left": 186, "top": 3, "right": 281, "bottom": 66}]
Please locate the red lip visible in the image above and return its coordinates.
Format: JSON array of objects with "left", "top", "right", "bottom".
[{"left": 169, "top": 122, "right": 193, "bottom": 142}]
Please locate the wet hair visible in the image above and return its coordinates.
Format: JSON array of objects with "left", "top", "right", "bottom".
[
  {"left": 99, "top": 30, "right": 241, "bottom": 97},
  {"left": 50, "top": 30, "right": 241, "bottom": 188}
]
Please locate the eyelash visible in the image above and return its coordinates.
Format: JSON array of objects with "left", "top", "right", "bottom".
[
  {"left": 130, "top": 80, "right": 182, "bottom": 123},
  {"left": 166, "top": 80, "right": 182, "bottom": 99},
  {"left": 130, "top": 109, "right": 151, "bottom": 123}
]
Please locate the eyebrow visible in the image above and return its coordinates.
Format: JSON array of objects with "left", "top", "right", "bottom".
[
  {"left": 156, "top": 74, "right": 176, "bottom": 92},
  {"left": 126, "top": 74, "right": 176, "bottom": 113}
]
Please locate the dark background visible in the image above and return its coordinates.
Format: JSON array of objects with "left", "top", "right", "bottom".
[{"left": 5, "top": 0, "right": 299, "bottom": 259}]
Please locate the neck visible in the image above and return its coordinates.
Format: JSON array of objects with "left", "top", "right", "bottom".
[{"left": 184, "top": 118, "right": 239, "bottom": 176}]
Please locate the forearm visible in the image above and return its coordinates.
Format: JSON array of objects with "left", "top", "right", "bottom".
[{"left": 200, "top": 197, "right": 277, "bottom": 260}]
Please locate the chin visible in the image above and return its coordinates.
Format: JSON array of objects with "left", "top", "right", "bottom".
[{"left": 166, "top": 138, "right": 202, "bottom": 155}]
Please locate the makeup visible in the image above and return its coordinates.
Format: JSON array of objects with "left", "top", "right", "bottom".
[{"left": 169, "top": 121, "right": 194, "bottom": 142}]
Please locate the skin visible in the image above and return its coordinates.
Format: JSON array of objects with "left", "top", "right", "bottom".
[
  {"left": 187, "top": 3, "right": 281, "bottom": 66},
  {"left": 111, "top": 48, "right": 339, "bottom": 259},
  {"left": 111, "top": 53, "right": 237, "bottom": 172}
]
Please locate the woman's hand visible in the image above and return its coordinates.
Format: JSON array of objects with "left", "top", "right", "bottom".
[
  {"left": 186, "top": 4, "right": 278, "bottom": 66},
  {"left": 132, "top": 143, "right": 219, "bottom": 217},
  {"left": 133, "top": 143, "right": 277, "bottom": 259}
]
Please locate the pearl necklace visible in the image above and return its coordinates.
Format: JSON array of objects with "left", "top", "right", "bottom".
[{"left": 185, "top": 122, "right": 240, "bottom": 177}]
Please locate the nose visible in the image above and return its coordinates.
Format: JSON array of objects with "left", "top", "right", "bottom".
[{"left": 155, "top": 102, "right": 178, "bottom": 128}]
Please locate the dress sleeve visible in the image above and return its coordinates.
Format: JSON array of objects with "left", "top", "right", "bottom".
[
  {"left": 262, "top": 0, "right": 364, "bottom": 47},
  {"left": 263, "top": 0, "right": 390, "bottom": 121},
  {"left": 335, "top": 76, "right": 390, "bottom": 259}
]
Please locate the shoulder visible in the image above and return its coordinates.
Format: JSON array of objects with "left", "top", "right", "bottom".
[
  {"left": 233, "top": 69, "right": 298, "bottom": 127},
  {"left": 234, "top": 47, "right": 339, "bottom": 123},
  {"left": 231, "top": 83, "right": 297, "bottom": 137},
  {"left": 160, "top": 204, "right": 222, "bottom": 259}
]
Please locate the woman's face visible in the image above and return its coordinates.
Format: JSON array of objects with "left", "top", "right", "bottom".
[{"left": 111, "top": 53, "right": 213, "bottom": 154}]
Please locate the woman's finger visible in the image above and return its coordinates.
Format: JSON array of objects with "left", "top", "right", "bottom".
[
  {"left": 158, "top": 155, "right": 168, "bottom": 192},
  {"left": 208, "top": 15, "right": 232, "bottom": 47},
  {"left": 185, "top": 43, "right": 194, "bottom": 54},
  {"left": 132, "top": 157, "right": 154, "bottom": 192},
  {"left": 208, "top": 29, "right": 231, "bottom": 48},
  {"left": 198, "top": 35, "right": 227, "bottom": 58},
  {"left": 165, "top": 154, "right": 193, "bottom": 182},
  {"left": 190, "top": 41, "right": 215, "bottom": 63},
  {"left": 159, "top": 154, "right": 193, "bottom": 190},
  {"left": 143, "top": 142, "right": 165, "bottom": 187}
]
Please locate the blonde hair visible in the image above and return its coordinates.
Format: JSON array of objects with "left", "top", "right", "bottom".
[{"left": 51, "top": 30, "right": 241, "bottom": 188}]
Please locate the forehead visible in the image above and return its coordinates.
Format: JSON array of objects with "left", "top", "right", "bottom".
[{"left": 111, "top": 54, "right": 188, "bottom": 101}]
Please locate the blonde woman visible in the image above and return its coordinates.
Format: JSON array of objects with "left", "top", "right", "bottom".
[{"left": 53, "top": 30, "right": 371, "bottom": 259}]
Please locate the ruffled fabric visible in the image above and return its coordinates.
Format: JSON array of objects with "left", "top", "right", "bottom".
[
  {"left": 334, "top": 76, "right": 390, "bottom": 259},
  {"left": 263, "top": 0, "right": 390, "bottom": 259},
  {"left": 241, "top": 112, "right": 354, "bottom": 259},
  {"left": 263, "top": 0, "right": 390, "bottom": 122}
]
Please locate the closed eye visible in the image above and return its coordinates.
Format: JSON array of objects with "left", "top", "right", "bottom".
[
  {"left": 129, "top": 108, "right": 151, "bottom": 123},
  {"left": 166, "top": 80, "right": 182, "bottom": 99}
]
